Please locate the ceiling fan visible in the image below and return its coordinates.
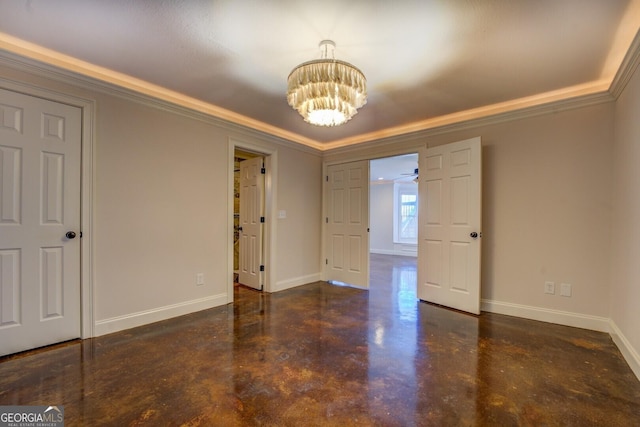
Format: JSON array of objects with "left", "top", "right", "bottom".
[{"left": 399, "top": 168, "right": 419, "bottom": 183}]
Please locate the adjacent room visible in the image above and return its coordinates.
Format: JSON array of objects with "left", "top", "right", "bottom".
[{"left": 0, "top": 1, "right": 639, "bottom": 424}]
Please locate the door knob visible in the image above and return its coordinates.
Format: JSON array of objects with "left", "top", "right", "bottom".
[
  {"left": 65, "top": 231, "right": 77, "bottom": 239},
  {"left": 470, "top": 232, "right": 479, "bottom": 239}
]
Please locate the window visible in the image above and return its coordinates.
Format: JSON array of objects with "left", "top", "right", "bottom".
[{"left": 393, "top": 183, "right": 418, "bottom": 244}]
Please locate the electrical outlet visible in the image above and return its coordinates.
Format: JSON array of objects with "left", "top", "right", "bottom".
[
  {"left": 544, "top": 281, "right": 555, "bottom": 295},
  {"left": 560, "top": 283, "right": 572, "bottom": 297},
  {"left": 196, "top": 273, "right": 205, "bottom": 286}
]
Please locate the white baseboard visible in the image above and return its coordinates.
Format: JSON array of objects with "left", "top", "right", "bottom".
[
  {"left": 609, "top": 320, "right": 640, "bottom": 381},
  {"left": 370, "top": 249, "right": 417, "bottom": 257},
  {"left": 94, "top": 293, "right": 227, "bottom": 337},
  {"left": 481, "top": 299, "right": 610, "bottom": 332},
  {"left": 274, "top": 273, "right": 321, "bottom": 292}
]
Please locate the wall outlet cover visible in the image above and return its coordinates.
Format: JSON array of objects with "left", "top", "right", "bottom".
[{"left": 544, "top": 281, "right": 555, "bottom": 295}]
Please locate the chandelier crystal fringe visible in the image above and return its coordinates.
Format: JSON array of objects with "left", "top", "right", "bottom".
[{"left": 287, "top": 40, "right": 367, "bottom": 127}]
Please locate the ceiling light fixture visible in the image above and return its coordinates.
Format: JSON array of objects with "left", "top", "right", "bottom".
[{"left": 287, "top": 40, "right": 367, "bottom": 127}]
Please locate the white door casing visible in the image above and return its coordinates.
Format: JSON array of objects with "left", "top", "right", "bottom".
[
  {"left": 238, "top": 156, "right": 265, "bottom": 290},
  {"left": 418, "top": 137, "right": 482, "bottom": 314},
  {"left": 0, "top": 88, "right": 82, "bottom": 356},
  {"left": 325, "top": 161, "right": 370, "bottom": 288}
]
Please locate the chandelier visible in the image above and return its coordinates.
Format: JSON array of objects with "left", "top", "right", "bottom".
[{"left": 287, "top": 40, "right": 367, "bottom": 127}]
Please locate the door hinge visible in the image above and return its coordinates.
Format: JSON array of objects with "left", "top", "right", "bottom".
[
  {"left": 326, "top": 175, "right": 329, "bottom": 182},
  {"left": 260, "top": 265, "right": 265, "bottom": 272},
  {"left": 325, "top": 259, "right": 328, "bottom": 265},
  {"left": 260, "top": 216, "right": 265, "bottom": 223},
  {"left": 325, "top": 217, "right": 328, "bottom": 223}
]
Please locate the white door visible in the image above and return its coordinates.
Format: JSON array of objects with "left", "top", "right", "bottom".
[
  {"left": 326, "top": 161, "right": 369, "bottom": 288},
  {"left": 0, "top": 88, "right": 81, "bottom": 356},
  {"left": 418, "top": 137, "right": 482, "bottom": 314},
  {"left": 238, "top": 156, "right": 264, "bottom": 290}
]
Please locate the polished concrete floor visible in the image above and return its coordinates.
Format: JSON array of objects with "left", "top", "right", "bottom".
[{"left": 1, "top": 254, "right": 639, "bottom": 426}]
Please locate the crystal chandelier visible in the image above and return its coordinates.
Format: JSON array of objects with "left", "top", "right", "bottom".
[{"left": 287, "top": 40, "right": 367, "bottom": 127}]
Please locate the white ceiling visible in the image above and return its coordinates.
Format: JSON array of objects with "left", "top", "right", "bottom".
[
  {"left": 0, "top": 1, "right": 638, "bottom": 149},
  {"left": 371, "top": 153, "right": 419, "bottom": 183}
]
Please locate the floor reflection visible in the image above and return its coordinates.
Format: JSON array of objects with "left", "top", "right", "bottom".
[
  {"left": 368, "top": 254, "right": 420, "bottom": 423},
  {"left": 395, "top": 265, "right": 418, "bottom": 321}
]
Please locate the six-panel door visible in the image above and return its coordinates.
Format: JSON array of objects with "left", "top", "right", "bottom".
[{"left": 0, "top": 88, "right": 81, "bottom": 356}]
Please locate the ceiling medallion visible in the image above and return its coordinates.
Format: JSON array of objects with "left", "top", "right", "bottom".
[{"left": 287, "top": 40, "right": 367, "bottom": 127}]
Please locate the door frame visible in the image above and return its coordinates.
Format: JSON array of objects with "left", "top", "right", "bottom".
[
  {"left": 228, "top": 138, "right": 277, "bottom": 300},
  {"left": 0, "top": 78, "right": 96, "bottom": 339}
]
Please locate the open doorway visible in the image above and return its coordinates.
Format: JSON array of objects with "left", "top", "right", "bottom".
[
  {"left": 325, "top": 139, "right": 481, "bottom": 314},
  {"left": 369, "top": 153, "right": 419, "bottom": 301},
  {"left": 230, "top": 143, "right": 278, "bottom": 302},
  {"left": 233, "top": 150, "right": 264, "bottom": 290}
]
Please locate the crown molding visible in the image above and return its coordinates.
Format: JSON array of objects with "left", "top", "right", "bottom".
[
  {"left": 324, "top": 89, "right": 614, "bottom": 157},
  {"left": 609, "top": 28, "right": 640, "bottom": 99},
  {"left": 0, "top": 48, "right": 323, "bottom": 157},
  {"left": 324, "top": 80, "right": 613, "bottom": 151}
]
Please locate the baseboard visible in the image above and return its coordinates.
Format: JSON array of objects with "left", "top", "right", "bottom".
[
  {"left": 609, "top": 320, "right": 640, "bottom": 381},
  {"left": 370, "top": 249, "right": 417, "bottom": 257},
  {"left": 94, "top": 293, "right": 228, "bottom": 337},
  {"left": 274, "top": 273, "right": 321, "bottom": 292},
  {"left": 481, "top": 299, "right": 610, "bottom": 332}
]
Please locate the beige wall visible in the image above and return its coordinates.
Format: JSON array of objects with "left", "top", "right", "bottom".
[
  {"left": 0, "top": 59, "right": 323, "bottom": 334},
  {"left": 326, "top": 102, "right": 614, "bottom": 323},
  {"left": 95, "top": 95, "right": 229, "bottom": 320},
  {"left": 273, "top": 147, "right": 322, "bottom": 289},
  {"left": 611, "top": 62, "right": 640, "bottom": 371}
]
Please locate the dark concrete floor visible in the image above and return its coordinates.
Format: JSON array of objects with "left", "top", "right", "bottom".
[{"left": 0, "top": 254, "right": 639, "bottom": 426}]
